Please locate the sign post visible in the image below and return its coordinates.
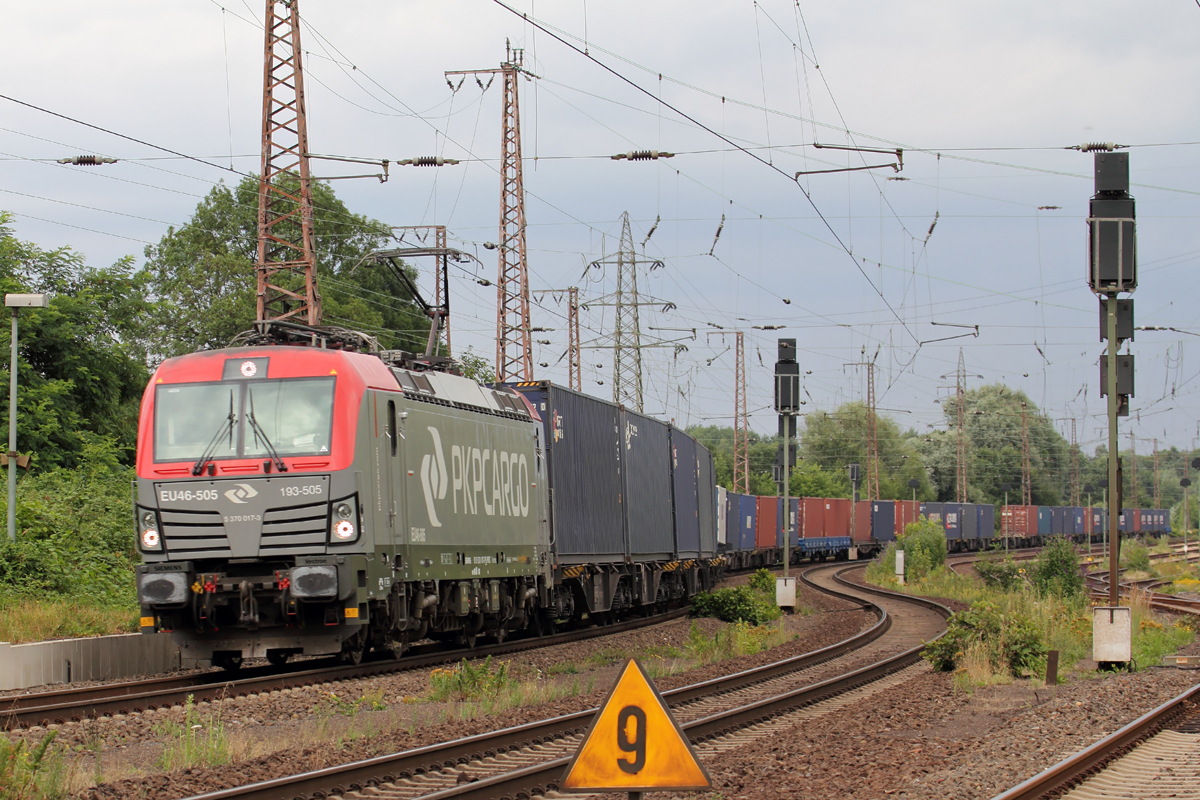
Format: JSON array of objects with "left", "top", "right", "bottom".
[{"left": 562, "top": 658, "right": 712, "bottom": 797}]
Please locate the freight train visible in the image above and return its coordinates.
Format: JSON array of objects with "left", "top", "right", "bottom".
[
  {"left": 715, "top": 491, "right": 1173, "bottom": 568},
  {"left": 134, "top": 345, "right": 720, "bottom": 669}
]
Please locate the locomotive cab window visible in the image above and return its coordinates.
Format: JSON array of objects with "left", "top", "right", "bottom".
[{"left": 154, "top": 377, "right": 336, "bottom": 462}]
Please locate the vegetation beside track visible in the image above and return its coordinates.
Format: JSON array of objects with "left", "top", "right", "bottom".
[{"left": 865, "top": 526, "right": 1194, "bottom": 689}]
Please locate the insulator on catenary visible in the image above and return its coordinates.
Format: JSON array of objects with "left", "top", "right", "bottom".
[
  {"left": 400, "top": 156, "right": 460, "bottom": 167},
  {"left": 1074, "top": 142, "right": 1120, "bottom": 152},
  {"left": 611, "top": 149, "right": 675, "bottom": 161},
  {"left": 57, "top": 155, "right": 117, "bottom": 166}
]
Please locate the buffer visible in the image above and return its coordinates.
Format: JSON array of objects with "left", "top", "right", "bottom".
[{"left": 562, "top": 657, "right": 711, "bottom": 794}]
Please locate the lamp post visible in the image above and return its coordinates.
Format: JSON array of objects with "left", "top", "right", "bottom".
[
  {"left": 5, "top": 293, "right": 48, "bottom": 542},
  {"left": 1084, "top": 483, "right": 1095, "bottom": 542},
  {"left": 1181, "top": 478, "right": 1192, "bottom": 558}
]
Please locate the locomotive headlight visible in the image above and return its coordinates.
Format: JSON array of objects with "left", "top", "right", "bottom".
[
  {"left": 335, "top": 503, "right": 353, "bottom": 520},
  {"left": 140, "top": 511, "right": 156, "bottom": 528},
  {"left": 141, "top": 528, "right": 160, "bottom": 549},
  {"left": 334, "top": 520, "right": 356, "bottom": 540}
]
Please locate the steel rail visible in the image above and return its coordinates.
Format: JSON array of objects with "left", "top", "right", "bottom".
[
  {"left": 183, "top": 563, "right": 949, "bottom": 800},
  {"left": 989, "top": 683, "right": 1200, "bottom": 800},
  {"left": 0, "top": 606, "right": 691, "bottom": 728}
]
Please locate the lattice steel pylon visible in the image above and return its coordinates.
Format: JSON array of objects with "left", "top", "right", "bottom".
[
  {"left": 865, "top": 361, "right": 880, "bottom": 502},
  {"left": 256, "top": 0, "right": 320, "bottom": 326},
  {"left": 434, "top": 226, "right": 451, "bottom": 355},
  {"left": 568, "top": 287, "right": 581, "bottom": 391},
  {"left": 1021, "top": 402, "right": 1032, "bottom": 505},
  {"left": 734, "top": 331, "right": 749, "bottom": 494},
  {"left": 611, "top": 213, "right": 644, "bottom": 411},
  {"left": 447, "top": 43, "right": 534, "bottom": 382},
  {"left": 955, "top": 350, "right": 968, "bottom": 503},
  {"left": 1153, "top": 438, "right": 1161, "bottom": 508},
  {"left": 1130, "top": 430, "right": 1138, "bottom": 508},
  {"left": 1070, "top": 419, "right": 1080, "bottom": 507}
]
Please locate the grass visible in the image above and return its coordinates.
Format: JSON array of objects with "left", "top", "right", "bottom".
[
  {"left": 156, "top": 695, "right": 230, "bottom": 771},
  {"left": 684, "top": 620, "right": 795, "bottom": 664},
  {"left": 0, "top": 597, "right": 137, "bottom": 643},
  {"left": 866, "top": 548, "right": 1195, "bottom": 690}
]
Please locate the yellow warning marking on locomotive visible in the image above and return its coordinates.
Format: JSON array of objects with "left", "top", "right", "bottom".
[
  {"left": 561, "top": 658, "right": 710, "bottom": 792},
  {"left": 344, "top": 607, "right": 359, "bottom": 618},
  {"left": 139, "top": 616, "right": 155, "bottom": 628}
]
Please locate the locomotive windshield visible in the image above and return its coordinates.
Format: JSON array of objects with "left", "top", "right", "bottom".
[{"left": 154, "top": 377, "right": 336, "bottom": 462}]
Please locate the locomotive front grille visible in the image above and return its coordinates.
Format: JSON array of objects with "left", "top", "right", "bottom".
[
  {"left": 160, "top": 509, "right": 232, "bottom": 558},
  {"left": 260, "top": 500, "right": 329, "bottom": 555}
]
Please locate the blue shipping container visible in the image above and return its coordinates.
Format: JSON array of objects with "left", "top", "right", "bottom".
[
  {"left": 1051, "top": 507, "right": 1066, "bottom": 535},
  {"left": 724, "top": 492, "right": 741, "bottom": 550},
  {"left": 961, "top": 503, "right": 979, "bottom": 540},
  {"left": 977, "top": 505, "right": 995, "bottom": 539},
  {"left": 669, "top": 427, "right": 700, "bottom": 558},
  {"left": 738, "top": 494, "right": 757, "bottom": 551},
  {"left": 921, "top": 502, "right": 944, "bottom": 524},
  {"left": 872, "top": 500, "right": 896, "bottom": 542},
  {"left": 1037, "top": 507, "right": 1052, "bottom": 536},
  {"left": 943, "top": 503, "right": 963, "bottom": 540}
]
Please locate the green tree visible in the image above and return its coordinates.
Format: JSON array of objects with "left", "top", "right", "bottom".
[
  {"left": 800, "top": 402, "right": 932, "bottom": 500},
  {"left": 0, "top": 214, "right": 153, "bottom": 467},
  {"left": 141, "top": 176, "right": 430, "bottom": 358}
]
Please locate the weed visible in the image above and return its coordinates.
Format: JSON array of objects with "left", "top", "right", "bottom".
[
  {"left": 684, "top": 620, "right": 789, "bottom": 664},
  {"left": 547, "top": 662, "right": 580, "bottom": 675},
  {"left": 690, "top": 586, "right": 780, "bottom": 625},
  {"left": 1030, "top": 536, "right": 1085, "bottom": 597},
  {"left": 747, "top": 569, "right": 776, "bottom": 594},
  {"left": 157, "top": 695, "right": 229, "bottom": 771},
  {"left": 974, "top": 554, "right": 1023, "bottom": 591},
  {"left": 1121, "top": 539, "right": 1152, "bottom": 573},
  {"left": 427, "top": 657, "right": 515, "bottom": 703},
  {"left": 0, "top": 731, "right": 67, "bottom": 800}
]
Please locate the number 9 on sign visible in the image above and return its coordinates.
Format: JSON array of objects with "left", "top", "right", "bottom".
[{"left": 617, "top": 706, "right": 646, "bottom": 774}]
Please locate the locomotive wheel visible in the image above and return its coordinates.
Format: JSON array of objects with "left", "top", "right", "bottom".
[
  {"left": 339, "top": 644, "right": 364, "bottom": 665},
  {"left": 493, "top": 626, "right": 507, "bottom": 644},
  {"left": 266, "top": 651, "right": 289, "bottom": 667},
  {"left": 456, "top": 629, "right": 478, "bottom": 648}
]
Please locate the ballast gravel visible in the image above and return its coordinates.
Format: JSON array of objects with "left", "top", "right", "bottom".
[{"left": 78, "top": 578, "right": 873, "bottom": 799}]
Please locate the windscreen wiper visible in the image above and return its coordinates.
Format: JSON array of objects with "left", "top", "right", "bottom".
[
  {"left": 247, "top": 387, "right": 288, "bottom": 473},
  {"left": 192, "top": 391, "right": 236, "bottom": 476}
]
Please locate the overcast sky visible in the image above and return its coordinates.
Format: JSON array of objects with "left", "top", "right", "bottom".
[{"left": 3, "top": 1, "right": 1199, "bottom": 467}]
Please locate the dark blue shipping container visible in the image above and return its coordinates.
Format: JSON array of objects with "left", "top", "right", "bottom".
[
  {"left": 872, "top": 500, "right": 896, "bottom": 541},
  {"left": 977, "top": 505, "right": 995, "bottom": 539},
  {"left": 943, "top": 503, "right": 963, "bottom": 540},
  {"left": 1071, "top": 507, "right": 1085, "bottom": 535},
  {"left": 1037, "top": 507, "right": 1052, "bottom": 536},
  {"left": 1092, "top": 508, "right": 1108, "bottom": 535},
  {"left": 921, "top": 502, "right": 944, "bottom": 524},
  {"left": 620, "top": 409, "right": 674, "bottom": 560},
  {"left": 696, "top": 443, "right": 717, "bottom": 558},
  {"left": 738, "top": 494, "right": 757, "bottom": 551},
  {"left": 1051, "top": 507, "right": 1067, "bottom": 535},
  {"left": 961, "top": 503, "right": 979, "bottom": 540},
  {"left": 512, "top": 382, "right": 624, "bottom": 561},
  {"left": 724, "top": 492, "right": 741, "bottom": 550},
  {"left": 669, "top": 427, "right": 700, "bottom": 558},
  {"left": 1119, "top": 509, "right": 1132, "bottom": 533}
]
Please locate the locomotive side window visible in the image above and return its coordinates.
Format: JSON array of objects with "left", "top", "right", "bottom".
[{"left": 387, "top": 400, "right": 397, "bottom": 456}]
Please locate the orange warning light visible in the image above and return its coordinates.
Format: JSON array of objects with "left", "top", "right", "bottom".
[{"left": 562, "top": 658, "right": 711, "bottom": 792}]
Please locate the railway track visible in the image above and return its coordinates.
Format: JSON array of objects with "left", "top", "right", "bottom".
[
  {"left": 182, "top": 562, "right": 949, "bottom": 800},
  {"left": 991, "top": 682, "right": 1200, "bottom": 800},
  {"left": 0, "top": 606, "right": 691, "bottom": 729}
]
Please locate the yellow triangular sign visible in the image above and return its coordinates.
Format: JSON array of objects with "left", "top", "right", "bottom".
[{"left": 562, "top": 658, "right": 712, "bottom": 792}]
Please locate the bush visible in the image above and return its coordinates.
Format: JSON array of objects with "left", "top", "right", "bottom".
[
  {"left": 1030, "top": 536, "right": 1084, "bottom": 597},
  {"left": 748, "top": 568, "right": 775, "bottom": 595},
  {"left": 974, "top": 554, "right": 1023, "bottom": 591},
  {"left": 896, "top": 516, "right": 947, "bottom": 582},
  {"left": 691, "top": 586, "right": 781, "bottom": 625},
  {"left": 923, "top": 601, "right": 1047, "bottom": 677},
  {"left": 1121, "top": 539, "right": 1151, "bottom": 573}
]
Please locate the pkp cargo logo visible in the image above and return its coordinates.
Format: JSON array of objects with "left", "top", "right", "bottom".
[
  {"left": 552, "top": 410, "right": 564, "bottom": 442},
  {"left": 421, "top": 427, "right": 449, "bottom": 527},
  {"left": 624, "top": 420, "right": 638, "bottom": 451},
  {"left": 224, "top": 483, "right": 259, "bottom": 504}
]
